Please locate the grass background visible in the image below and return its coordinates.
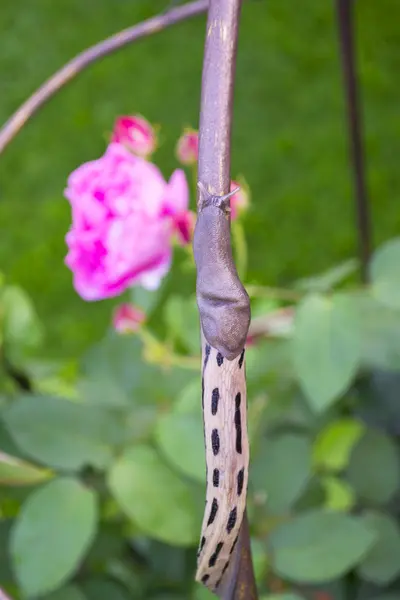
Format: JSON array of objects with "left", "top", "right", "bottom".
[{"left": 0, "top": 0, "right": 399, "bottom": 358}]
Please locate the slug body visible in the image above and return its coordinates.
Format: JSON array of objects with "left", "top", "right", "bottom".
[
  {"left": 193, "top": 184, "right": 251, "bottom": 593},
  {"left": 195, "top": 336, "right": 249, "bottom": 592}
]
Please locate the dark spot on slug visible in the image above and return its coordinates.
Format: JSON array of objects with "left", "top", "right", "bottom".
[
  {"left": 207, "top": 498, "right": 219, "bottom": 525},
  {"left": 201, "top": 377, "right": 204, "bottom": 410},
  {"left": 227, "top": 507, "right": 237, "bottom": 534},
  {"left": 235, "top": 392, "right": 241, "bottom": 409},
  {"left": 202, "top": 574, "right": 210, "bottom": 584},
  {"left": 211, "top": 429, "right": 220, "bottom": 455},
  {"left": 211, "top": 388, "right": 220, "bottom": 415},
  {"left": 216, "top": 352, "right": 224, "bottom": 366},
  {"left": 198, "top": 535, "right": 206, "bottom": 556},
  {"left": 239, "top": 349, "right": 245, "bottom": 368},
  {"left": 230, "top": 534, "right": 239, "bottom": 555},
  {"left": 216, "top": 560, "right": 230, "bottom": 586},
  {"left": 237, "top": 467, "right": 244, "bottom": 496},
  {"left": 213, "top": 468, "right": 220, "bottom": 487},
  {"left": 234, "top": 393, "right": 242, "bottom": 454},
  {"left": 204, "top": 344, "right": 211, "bottom": 370},
  {"left": 208, "top": 542, "right": 224, "bottom": 567}
]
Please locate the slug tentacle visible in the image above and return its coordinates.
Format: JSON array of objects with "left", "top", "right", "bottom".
[{"left": 195, "top": 336, "right": 249, "bottom": 592}]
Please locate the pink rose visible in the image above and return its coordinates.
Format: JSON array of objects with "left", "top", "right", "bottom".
[
  {"left": 172, "top": 210, "right": 196, "bottom": 246},
  {"left": 230, "top": 180, "right": 250, "bottom": 220},
  {"left": 64, "top": 143, "right": 189, "bottom": 300},
  {"left": 176, "top": 129, "right": 199, "bottom": 165},
  {"left": 113, "top": 303, "right": 146, "bottom": 333},
  {"left": 111, "top": 115, "right": 156, "bottom": 158}
]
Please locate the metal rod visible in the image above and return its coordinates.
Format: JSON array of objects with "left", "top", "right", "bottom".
[{"left": 336, "top": 0, "right": 372, "bottom": 282}]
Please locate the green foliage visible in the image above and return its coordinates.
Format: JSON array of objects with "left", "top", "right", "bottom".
[
  {"left": 346, "top": 429, "right": 400, "bottom": 505},
  {"left": 251, "top": 433, "right": 311, "bottom": 514},
  {"left": 108, "top": 445, "right": 200, "bottom": 546},
  {"left": 3, "top": 237, "right": 400, "bottom": 598},
  {"left": 0, "top": 451, "right": 53, "bottom": 486},
  {"left": 0, "top": 285, "right": 43, "bottom": 366},
  {"left": 370, "top": 238, "right": 400, "bottom": 310},
  {"left": 268, "top": 510, "right": 376, "bottom": 583},
  {"left": 357, "top": 511, "right": 400, "bottom": 585},
  {"left": 292, "top": 293, "right": 361, "bottom": 412},
  {"left": 3, "top": 395, "right": 122, "bottom": 470},
  {"left": 10, "top": 478, "right": 98, "bottom": 596}
]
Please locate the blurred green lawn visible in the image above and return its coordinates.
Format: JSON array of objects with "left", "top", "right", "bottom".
[{"left": 0, "top": 0, "right": 399, "bottom": 358}]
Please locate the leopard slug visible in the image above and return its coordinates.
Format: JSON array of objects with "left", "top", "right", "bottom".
[{"left": 193, "top": 183, "right": 251, "bottom": 593}]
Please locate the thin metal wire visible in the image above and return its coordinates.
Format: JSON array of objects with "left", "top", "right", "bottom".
[{"left": 336, "top": 0, "right": 372, "bottom": 282}]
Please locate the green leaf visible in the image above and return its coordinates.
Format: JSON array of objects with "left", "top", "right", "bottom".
[
  {"left": 194, "top": 586, "right": 215, "bottom": 600},
  {"left": 293, "top": 294, "right": 361, "bottom": 412},
  {"left": 130, "top": 284, "right": 164, "bottom": 316},
  {"left": 295, "top": 259, "right": 358, "bottom": 292},
  {"left": 321, "top": 476, "right": 355, "bottom": 511},
  {"left": 81, "top": 334, "right": 150, "bottom": 399},
  {"left": 164, "top": 295, "right": 200, "bottom": 355},
  {"left": 155, "top": 412, "right": 205, "bottom": 483},
  {"left": 0, "top": 451, "right": 53, "bottom": 486},
  {"left": 81, "top": 333, "right": 193, "bottom": 406},
  {"left": 1, "top": 285, "right": 43, "bottom": 362},
  {"left": 42, "top": 585, "right": 87, "bottom": 600},
  {"left": 251, "top": 433, "right": 312, "bottom": 514},
  {"left": 78, "top": 377, "right": 131, "bottom": 408},
  {"left": 0, "top": 520, "right": 15, "bottom": 585},
  {"left": 174, "top": 379, "right": 200, "bottom": 414},
  {"left": 251, "top": 538, "right": 269, "bottom": 584},
  {"left": 346, "top": 429, "right": 400, "bottom": 504},
  {"left": 357, "top": 511, "right": 400, "bottom": 584},
  {"left": 3, "top": 394, "right": 121, "bottom": 470},
  {"left": 370, "top": 237, "right": 400, "bottom": 309},
  {"left": 356, "top": 293, "right": 400, "bottom": 371},
  {"left": 269, "top": 509, "right": 376, "bottom": 583},
  {"left": 108, "top": 445, "right": 199, "bottom": 546},
  {"left": 11, "top": 477, "right": 98, "bottom": 597},
  {"left": 81, "top": 578, "right": 132, "bottom": 600},
  {"left": 313, "top": 418, "right": 364, "bottom": 472}
]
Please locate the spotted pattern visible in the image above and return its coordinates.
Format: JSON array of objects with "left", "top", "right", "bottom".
[
  {"left": 196, "top": 342, "right": 249, "bottom": 592},
  {"left": 211, "top": 388, "right": 220, "bottom": 415},
  {"left": 226, "top": 507, "right": 237, "bottom": 534},
  {"left": 215, "top": 561, "right": 230, "bottom": 588},
  {"left": 230, "top": 534, "right": 239, "bottom": 555},
  {"left": 207, "top": 498, "right": 219, "bottom": 525},
  {"left": 204, "top": 344, "right": 211, "bottom": 369},
  {"left": 211, "top": 428, "right": 220, "bottom": 455},
  {"left": 198, "top": 536, "right": 206, "bottom": 556},
  {"left": 237, "top": 467, "right": 244, "bottom": 496},
  {"left": 234, "top": 392, "right": 242, "bottom": 454},
  {"left": 239, "top": 349, "right": 245, "bottom": 369},
  {"left": 213, "top": 468, "right": 220, "bottom": 487},
  {"left": 208, "top": 542, "right": 224, "bottom": 567}
]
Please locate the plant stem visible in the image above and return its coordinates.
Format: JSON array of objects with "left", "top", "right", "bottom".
[
  {"left": 232, "top": 220, "right": 248, "bottom": 281},
  {"left": 0, "top": 0, "right": 208, "bottom": 154},
  {"left": 196, "top": 0, "right": 258, "bottom": 597}
]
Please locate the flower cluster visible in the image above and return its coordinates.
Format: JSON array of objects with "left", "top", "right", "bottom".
[{"left": 64, "top": 115, "right": 250, "bottom": 312}]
